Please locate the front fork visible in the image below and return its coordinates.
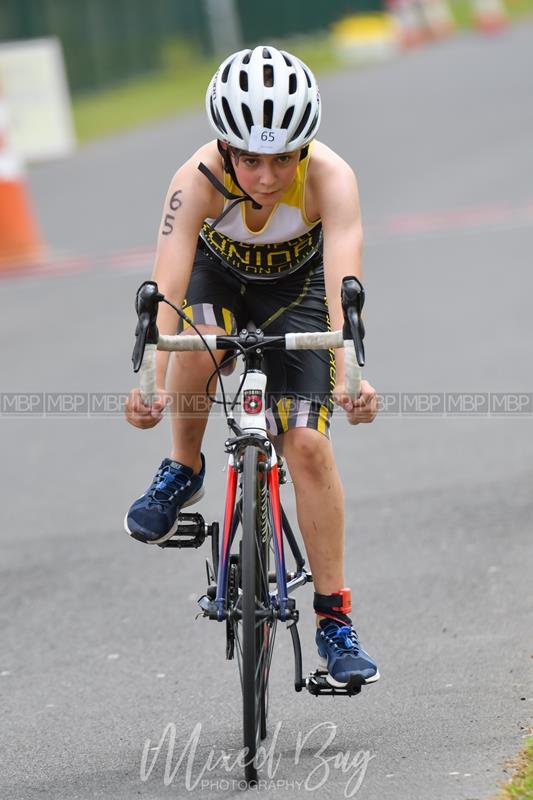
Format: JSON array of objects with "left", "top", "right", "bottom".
[
  {"left": 213, "top": 445, "right": 291, "bottom": 621},
  {"left": 213, "top": 458, "right": 238, "bottom": 621}
]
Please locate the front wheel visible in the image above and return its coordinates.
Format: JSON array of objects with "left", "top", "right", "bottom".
[{"left": 240, "top": 445, "right": 274, "bottom": 785}]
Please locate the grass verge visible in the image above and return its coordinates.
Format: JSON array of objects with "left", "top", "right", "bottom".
[
  {"left": 72, "top": 35, "right": 339, "bottom": 144},
  {"left": 494, "top": 736, "right": 533, "bottom": 799}
]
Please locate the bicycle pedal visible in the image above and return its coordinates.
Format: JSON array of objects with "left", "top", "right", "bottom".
[
  {"left": 305, "top": 670, "right": 362, "bottom": 697},
  {"left": 159, "top": 513, "right": 207, "bottom": 548}
]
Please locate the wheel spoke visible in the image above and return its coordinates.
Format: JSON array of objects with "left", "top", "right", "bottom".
[
  {"left": 255, "top": 633, "right": 268, "bottom": 682},
  {"left": 266, "top": 623, "right": 277, "bottom": 674},
  {"left": 234, "top": 627, "right": 244, "bottom": 687},
  {"left": 255, "top": 537, "right": 270, "bottom": 598}
]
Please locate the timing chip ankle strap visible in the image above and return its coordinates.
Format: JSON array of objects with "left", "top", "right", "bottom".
[{"left": 313, "top": 588, "right": 353, "bottom": 625}]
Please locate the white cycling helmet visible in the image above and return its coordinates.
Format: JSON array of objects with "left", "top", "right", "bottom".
[{"left": 206, "top": 45, "right": 321, "bottom": 153}]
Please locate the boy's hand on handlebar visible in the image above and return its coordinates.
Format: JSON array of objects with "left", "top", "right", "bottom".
[
  {"left": 124, "top": 387, "right": 168, "bottom": 429},
  {"left": 333, "top": 379, "right": 378, "bottom": 425}
]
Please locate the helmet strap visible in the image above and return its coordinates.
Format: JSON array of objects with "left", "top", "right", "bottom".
[
  {"left": 200, "top": 140, "right": 309, "bottom": 229},
  {"left": 197, "top": 158, "right": 262, "bottom": 229},
  {"left": 216, "top": 141, "right": 262, "bottom": 210}
]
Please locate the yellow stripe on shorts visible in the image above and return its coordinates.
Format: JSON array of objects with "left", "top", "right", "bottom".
[
  {"left": 277, "top": 397, "right": 292, "bottom": 433},
  {"left": 222, "top": 307, "right": 233, "bottom": 334},
  {"left": 182, "top": 305, "right": 194, "bottom": 329},
  {"left": 317, "top": 403, "right": 329, "bottom": 435}
]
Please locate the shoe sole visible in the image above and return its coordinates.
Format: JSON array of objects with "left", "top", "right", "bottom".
[
  {"left": 317, "top": 656, "right": 380, "bottom": 688},
  {"left": 124, "top": 487, "right": 206, "bottom": 545}
]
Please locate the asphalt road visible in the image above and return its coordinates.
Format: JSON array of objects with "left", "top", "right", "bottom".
[{"left": 1, "top": 21, "right": 532, "bottom": 800}]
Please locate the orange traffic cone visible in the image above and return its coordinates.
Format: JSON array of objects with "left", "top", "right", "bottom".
[
  {"left": 472, "top": 0, "right": 508, "bottom": 32},
  {"left": 0, "top": 84, "right": 43, "bottom": 269}
]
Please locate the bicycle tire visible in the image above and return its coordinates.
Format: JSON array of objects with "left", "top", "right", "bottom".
[{"left": 241, "top": 445, "right": 271, "bottom": 784}]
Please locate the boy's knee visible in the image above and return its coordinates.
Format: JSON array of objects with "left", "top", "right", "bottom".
[{"left": 283, "top": 428, "right": 333, "bottom": 477}]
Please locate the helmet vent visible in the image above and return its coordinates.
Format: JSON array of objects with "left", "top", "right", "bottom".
[
  {"left": 210, "top": 96, "right": 227, "bottom": 134},
  {"left": 242, "top": 52, "right": 251, "bottom": 64},
  {"left": 304, "top": 109, "right": 320, "bottom": 140},
  {"left": 263, "top": 99, "right": 273, "bottom": 128},
  {"left": 281, "top": 106, "right": 295, "bottom": 130},
  {"left": 222, "top": 96, "right": 242, "bottom": 138},
  {"left": 221, "top": 61, "right": 232, "bottom": 83},
  {"left": 242, "top": 103, "right": 254, "bottom": 132},
  {"left": 282, "top": 54, "right": 292, "bottom": 67},
  {"left": 239, "top": 70, "right": 248, "bottom": 91},
  {"left": 262, "top": 47, "right": 272, "bottom": 59},
  {"left": 288, "top": 73, "right": 297, "bottom": 94},
  {"left": 263, "top": 65, "right": 274, "bottom": 87},
  {"left": 290, "top": 101, "right": 311, "bottom": 142},
  {"left": 302, "top": 68, "right": 312, "bottom": 88}
]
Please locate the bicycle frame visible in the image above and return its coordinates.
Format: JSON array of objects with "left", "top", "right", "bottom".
[{"left": 207, "top": 349, "right": 310, "bottom": 626}]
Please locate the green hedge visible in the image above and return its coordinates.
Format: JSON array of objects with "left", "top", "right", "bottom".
[{"left": 0, "top": 0, "right": 383, "bottom": 93}]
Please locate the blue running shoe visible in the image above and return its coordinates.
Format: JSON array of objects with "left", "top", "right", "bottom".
[
  {"left": 124, "top": 455, "right": 205, "bottom": 545},
  {"left": 316, "top": 619, "right": 380, "bottom": 688}
]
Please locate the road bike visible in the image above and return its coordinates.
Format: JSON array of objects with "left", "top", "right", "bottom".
[{"left": 131, "top": 275, "right": 366, "bottom": 785}]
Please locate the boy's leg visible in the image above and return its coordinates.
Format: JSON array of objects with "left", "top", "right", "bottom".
[
  {"left": 166, "top": 325, "right": 227, "bottom": 475},
  {"left": 281, "top": 426, "right": 345, "bottom": 597},
  {"left": 165, "top": 248, "right": 245, "bottom": 474},
  {"left": 282, "top": 425, "right": 379, "bottom": 687}
]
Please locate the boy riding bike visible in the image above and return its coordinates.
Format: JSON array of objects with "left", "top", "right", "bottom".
[{"left": 124, "top": 46, "right": 380, "bottom": 688}]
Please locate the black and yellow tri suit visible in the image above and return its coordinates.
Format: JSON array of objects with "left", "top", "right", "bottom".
[{"left": 180, "top": 147, "right": 335, "bottom": 437}]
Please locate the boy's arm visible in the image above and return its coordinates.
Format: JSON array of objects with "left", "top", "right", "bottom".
[
  {"left": 316, "top": 155, "right": 363, "bottom": 380},
  {"left": 151, "top": 158, "right": 214, "bottom": 390},
  {"left": 316, "top": 153, "right": 377, "bottom": 423},
  {"left": 124, "top": 152, "right": 217, "bottom": 429}
]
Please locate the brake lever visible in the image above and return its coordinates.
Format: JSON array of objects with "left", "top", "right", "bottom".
[
  {"left": 132, "top": 280, "right": 165, "bottom": 372},
  {"left": 341, "top": 275, "right": 365, "bottom": 367}
]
